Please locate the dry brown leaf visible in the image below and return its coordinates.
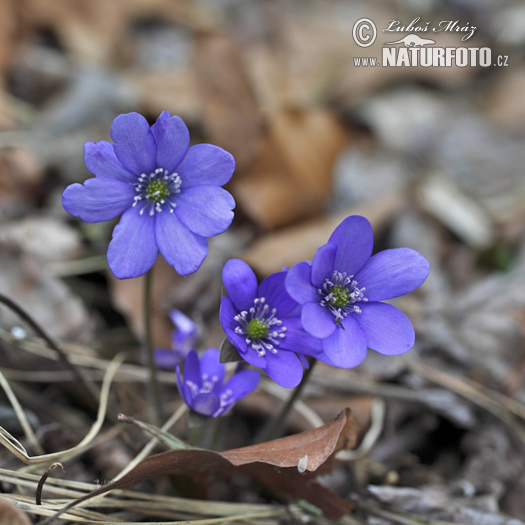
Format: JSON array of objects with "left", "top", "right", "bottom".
[
  {"left": 221, "top": 407, "right": 357, "bottom": 470},
  {"left": 0, "top": 148, "right": 42, "bottom": 220},
  {"left": 194, "top": 32, "right": 263, "bottom": 171},
  {"left": 128, "top": 70, "right": 201, "bottom": 122},
  {"left": 242, "top": 190, "right": 407, "bottom": 276},
  {"left": 0, "top": 497, "right": 32, "bottom": 525},
  {"left": 232, "top": 107, "right": 349, "bottom": 230},
  {"left": 108, "top": 256, "right": 180, "bottom": 349},
  {"left": 45, "top": 409, "right": 356, "bottom": 523}
]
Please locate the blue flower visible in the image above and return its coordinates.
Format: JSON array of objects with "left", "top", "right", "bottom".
[
  {"left": 62, "top": 111, "right": 235, "bottom": 279},
  {"left": 176, "top": 348, "right": 259, "bottom": 417},
  {"left": 154, "top": 309, "right": 199, "bottom": 370},
  {"left": 286, "top": 215, "right": 430, "bottom": 368},
  {"left": 220, "top": 259, "right": 321, "bottom": 388}
]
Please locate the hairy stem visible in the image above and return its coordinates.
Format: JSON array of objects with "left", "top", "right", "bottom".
[{"left": 143, "top": 269, "right": 164, "bottom": 425}]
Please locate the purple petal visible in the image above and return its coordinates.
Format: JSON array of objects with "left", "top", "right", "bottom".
[
  {"left": 175, "top": 185, "right": 235, "bottom": 237},
  {"left": 110, "top": 113, "right": 156, "bottom": 175},
  {"left": 222, "top": 259, "right": 258, "bottom": 313},
  {"left": 258, "top": 271, "right": 298, "bottom": 317},
  {"left": 150, "top": 111, "right": 190, "bottom": 173},
  {"left": 222, "top": 369, "right": 260, "bottom": 402},
  {"left": 354, "top": 248, "right": 430, "bottom": 302},
  {"left": 192, "top": 393, "right": 221, "bottom": 417},
  {"left": 177, "top": 144, "right": 235, "bottom": 187},
  {"left": 154, "top": 348, "right": 184, "bottom": 369},
  {"left": 154, "top": 211, "right": 208, "bottom": 276},
  {"left": 170, "top": 309, "right": 199, "bottom": 352},
  {"left": 329, "top": 215, "right": 373, "bottom": 276},
  {"left": 62, "top": 178, "right": 134, "bottom": 223},
  {"left": 238, "top": 346, "right": 268, "bottom": 369},
  {"left": 280, "top": 317, "right": 323, "bottom": 356},
  {"left": 301, "top": 302, "right": 336, "bottom": 339},
  {"left": 318, "top": 316, "right": 367, "bottom": 368},
  {"left": 356, "top": 302, "right": 415, "bottom": 355},
  {"left": 286, "top": 262, "right": 318, "bottom": 305},
  {"left": 264, "top": 350, "right": 304, "bottom": 388},
  {"left": 83, "top": 141, "right": 137, "bottom": 183},
  {"left": 107, "top": 206, "right": 159, "bottom": 279},
  {"left": 170, "top": 309, "right": 197, "bottom": 336},
  {"left": 182, "top": 350, "right": 202, "bottom": 388},
  {"left": 84, "top": 140, "right": 137, "bottom": 183},
  {"left": 220, "top": 297, "right": 249, "bottom": 353},
  {"left": 199, "top": 348, "right": 225, "bottom": 385},
  {"left": 311, "top": 242, "right": 337, "bottom": 287}
]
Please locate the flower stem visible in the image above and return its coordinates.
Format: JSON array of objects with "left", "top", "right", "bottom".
[
  {"left": 255, "top": 357, "right": 317, "bottom": 443},
  {"left": 143, "top": 269, "right": 164, "bottom": 426}
]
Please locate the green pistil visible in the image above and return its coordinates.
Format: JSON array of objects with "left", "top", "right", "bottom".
[
  {"left": 329, "top": 285, "right": 349, "bottom": 308},
  {"left": 146, "top": 180, "right": 169, "bottom": 201},
  {"left": 246, "top": 318, "right": 269, "bottom": 339}
]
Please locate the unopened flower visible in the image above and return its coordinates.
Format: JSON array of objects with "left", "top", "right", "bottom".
[
  {"left": 154, "top": 309, "right": 199, "bottom": 370},
  {"left": 286, "top": 215, "right": 430, "bottom": 368},
  {"left": 176, "top": 348, "right": 259, "bottom": 417},
  {"left": 220, "top": 259, "right": 321, "bottom": 388},
  {"left": 62, "top": 111, "right": 235, "bottom": 278}
]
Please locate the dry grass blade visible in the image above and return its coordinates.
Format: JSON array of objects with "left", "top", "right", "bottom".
[
  {"left": 0, "top": 368, "right": 44, "bottom": 455},
  {"left": 0, "top": 353, "right": 125, "bottom": 464}
]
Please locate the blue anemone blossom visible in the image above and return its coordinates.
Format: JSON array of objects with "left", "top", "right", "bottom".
[
  {"left": 176, "top": 349, "right": 259, "bottom": 418},
  {"left": 62, "top": 111, "right": 235, "bottom": 279},
  {"left": 285, "top": 215, "right": 430, "bottom": 368},
  {"left": 154, "top": 309, "right": 199, "bottom": 370},
  {"left": 220, "top": 259, "right": 321, "bottom": 388}
]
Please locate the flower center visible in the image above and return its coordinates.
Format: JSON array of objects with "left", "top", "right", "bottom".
[
  {"left": 328, "top": 285, "right": 349, "bottom": 308},
  {"left": 186, "top": 373, "right": 219, "bottom": 396},
  {"left": 145, "top": 179, "right": 170, "bottom": 202},
  {"left": 319, "top": 270, "right": 367, "bottom": 324},
  {"left": 234, "top": 297, "right": 287, "bottom": 357},
  {"left": 133, "top": 168, "right": 182, "bottom": 216},
  {"left": 246, "top": 318, "right": 269, "bottom": 339}
]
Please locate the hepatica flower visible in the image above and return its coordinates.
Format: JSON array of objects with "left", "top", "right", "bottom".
[
  {"left": 154, "top": 309, "right": 199, "bottom": 370},
  {"left": 286, "top": 215, "right": 430, "bottom": 368},
  {"left": 176, "top": 348, "right": 259, "bottom": 417},
  {"left": 220, "top": 259, "right": 321, "bottom": 388},
  {"left": 62, "top": 111, "right": 235, "bottom": 278}
]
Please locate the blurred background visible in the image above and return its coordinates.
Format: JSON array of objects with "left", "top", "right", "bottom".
[{"left": 1, "top": 0, "right": 525, "bottom": 522}]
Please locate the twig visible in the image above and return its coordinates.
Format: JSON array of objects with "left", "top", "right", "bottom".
[{"left": 36, "top": 463, "right": 65, "bottom": 507}]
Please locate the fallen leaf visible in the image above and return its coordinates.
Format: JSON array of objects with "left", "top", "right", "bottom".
[
  {"left": 220, "top": 407, "right": 357, "bottom": 470},
  {"left": 242, "top": 190, "right": 407, "bottom": 276},
  {"left": 193, "top": 32, "right": 263, "bottom": 171},
  {"left": 108, "top": 256, "right": 180, "bottom": 349},
  {"left": 44, "top": 409, "right": 356, "bottom": 523},
  {"left": 232, "top": 107, "right": 349, "bottom": 230}
]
